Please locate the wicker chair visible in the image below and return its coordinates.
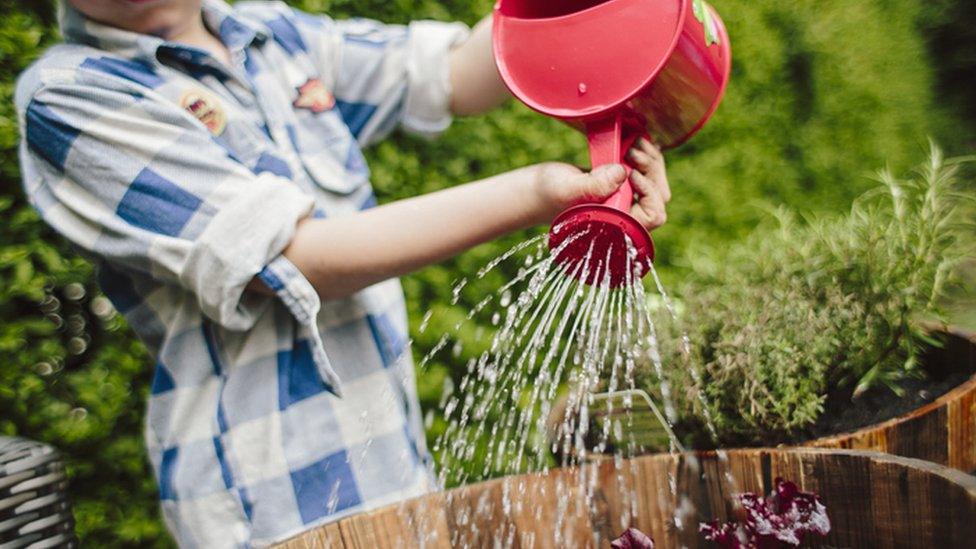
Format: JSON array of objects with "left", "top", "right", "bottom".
[{"left": 0, "top": 437, "right": 76, "bottom": 548}]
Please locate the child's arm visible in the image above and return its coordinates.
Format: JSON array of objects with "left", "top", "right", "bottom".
[
  {"left": 448, "top": 16, "right": 511, "bottom": 116},
  {"left": 280, "top": 163, "right": 622, "bottom": 299},
  {"left": 280, "top": 139, "right": 670, "bottom": 300}
]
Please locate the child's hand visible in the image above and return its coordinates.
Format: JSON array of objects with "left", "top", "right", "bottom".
[
  {"left": 626, "top": 138, "right": 671, "bottom": 230},
  {"left": 533, "top": 138, "right": 671, "bottom": 230}
]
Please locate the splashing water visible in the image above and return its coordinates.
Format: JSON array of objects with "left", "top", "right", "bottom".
[
  {"left": 399, "top": 226, "right": 739, "bottom": 546},
  {"left": 431, "top": 230, "right": 670, "bottom": 471}
]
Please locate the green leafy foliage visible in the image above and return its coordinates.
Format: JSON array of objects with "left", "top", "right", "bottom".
[
  {"left": 919, "top": 0, "right": 976, "bottom": 136},
  {"left": 0, "top": 0, "right": 972, "bottom": 545},
  {"left": 644, "top": 147, "right": 974, "bottom": 445},
  {"left": 0, "top": 1, "right": 168, "bottom": 546}
]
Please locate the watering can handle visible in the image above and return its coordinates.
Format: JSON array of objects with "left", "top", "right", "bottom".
[{"left": 585, "top": 113, "right": 649, "bottom": 213}]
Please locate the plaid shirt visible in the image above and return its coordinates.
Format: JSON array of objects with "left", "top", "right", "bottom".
[{"left": 16, "top": 1, "right": 468, "bottom": 546}]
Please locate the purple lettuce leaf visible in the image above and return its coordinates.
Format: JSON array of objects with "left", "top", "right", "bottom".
[
  {"left": 611, "top": 527, "right": 655, "bottom": 549},
  {"left": 699, "top": 478, "right": 830, "bottom": 548}
]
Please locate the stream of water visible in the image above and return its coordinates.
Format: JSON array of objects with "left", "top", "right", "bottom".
[{"left": 396, "top": 228, "right": 738, "bottom": 546}]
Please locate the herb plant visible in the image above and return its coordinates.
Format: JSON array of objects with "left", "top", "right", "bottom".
[{"left": 642, "top": 146, "right": 974, "bottom": 444}]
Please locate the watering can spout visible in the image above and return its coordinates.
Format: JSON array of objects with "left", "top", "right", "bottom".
[{"left": 549, "top": 112, "right": 654, "bottom": 288}]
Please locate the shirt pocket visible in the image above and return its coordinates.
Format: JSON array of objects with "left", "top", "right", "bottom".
[{"left": 290, "top": 108, "right": 370, "bottom": 195}]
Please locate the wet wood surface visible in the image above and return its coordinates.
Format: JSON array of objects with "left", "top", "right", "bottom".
[{"left": 275, "top": 448, "right": 976, "bottom": 548}]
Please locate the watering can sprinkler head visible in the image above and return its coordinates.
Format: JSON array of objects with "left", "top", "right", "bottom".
[
  {"left": 493, "top": 0, "right": 732, "bottom": 287},
  {"left": 549, "top": 204, "right": 655, "bottom": 288}
]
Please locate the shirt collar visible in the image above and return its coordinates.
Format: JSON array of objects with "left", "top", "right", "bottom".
[
  {"left": 59, "top": 0, "right": 268, "bottom": 66},
  {"left": 200, "top": 0, "right": 269, "bottom": 50}
]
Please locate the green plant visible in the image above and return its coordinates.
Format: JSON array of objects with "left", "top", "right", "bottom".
[{"left": 644, "top": 146, "right": 974, "bottom": 445}]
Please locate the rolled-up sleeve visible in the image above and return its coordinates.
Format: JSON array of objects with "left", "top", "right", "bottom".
[
  {"left": 292, "top": 8, "right": 469, "bottom": 144},
  {"left": 401, "top": 20, "right": 471, "bottom": 137},
  {"left": 256, "top": 254, "right": 340, "bottom": 392},
  {"left": 255, "top": 255, "right": 319, "bottom": 327},
  {"left": 18, "top": 74, "right": 315, "bottom": 332}
]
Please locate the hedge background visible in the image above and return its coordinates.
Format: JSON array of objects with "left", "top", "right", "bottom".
[{"left": 0, "top": 0, "right": 973, "bottom": 545}]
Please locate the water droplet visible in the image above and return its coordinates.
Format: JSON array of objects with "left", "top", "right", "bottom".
[
  {"left": 499, "top": 290, "right": 512, "bottom": 308},
  {"left": 326, "top": 480, "right": 342, "bottom": 514},
  {"left": 418, "top": 310, "right": 433, "bottom": 333},
  {"left": 451, "top": 278, "right": 468, "bottom": 305}
]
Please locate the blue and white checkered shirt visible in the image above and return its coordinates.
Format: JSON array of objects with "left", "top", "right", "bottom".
[{"left": 16, "top": 1, "right": 468, "bottom": 546}]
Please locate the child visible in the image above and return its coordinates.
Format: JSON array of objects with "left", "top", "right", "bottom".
[{"left": 16, "top": 0, "right": 671, "bottom": 546}]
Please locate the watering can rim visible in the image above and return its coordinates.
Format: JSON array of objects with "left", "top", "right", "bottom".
[
  {"left": 492, "top": 0, "right": 695, "bottom": 121},
  {"left": 494, "top": 0, "right": 684, "bottom": 21}
]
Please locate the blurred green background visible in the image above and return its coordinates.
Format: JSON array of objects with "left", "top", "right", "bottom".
[{"left": 1, "top": 0, "right": 974, "bottom": 545}]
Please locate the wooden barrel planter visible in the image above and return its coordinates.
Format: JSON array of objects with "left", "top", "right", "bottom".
[
  {"left": 275, "top": 448, "right": 976, "bottom": 548},
  {"left": 807, "top": 326, "right": 976, "bottom": 472}
]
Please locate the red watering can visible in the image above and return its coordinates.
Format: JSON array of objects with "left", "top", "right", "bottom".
[{"left": 493, "top": 0, "right": 731, "bottom": 286}]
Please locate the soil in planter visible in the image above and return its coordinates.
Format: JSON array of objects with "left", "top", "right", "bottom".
[{"left": 807, "top": 331, "right": 976, "bottom": 439}]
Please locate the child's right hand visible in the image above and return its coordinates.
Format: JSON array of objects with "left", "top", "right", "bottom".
[
  {"left": 532, "top": 163, "right": 628, "bottom": 221},
  {"left": 532, "top": 140, "right": 671, "bottom": 231}
]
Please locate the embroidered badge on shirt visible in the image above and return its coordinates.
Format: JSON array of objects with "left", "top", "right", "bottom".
[
  {"left": 293, "top": 78, "right": 335, "bottom": 114},
  {"left": 180, "top": 89, "right": 227, "bottom": 135}
]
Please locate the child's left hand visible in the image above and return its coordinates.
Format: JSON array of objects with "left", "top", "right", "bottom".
[{"left": 626, "top": 137, "right": 671, "bottom": 231}]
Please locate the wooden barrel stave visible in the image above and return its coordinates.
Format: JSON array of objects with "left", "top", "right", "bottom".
[{"left": 276, "top": 449, "right": 976, "bottom": 548}]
